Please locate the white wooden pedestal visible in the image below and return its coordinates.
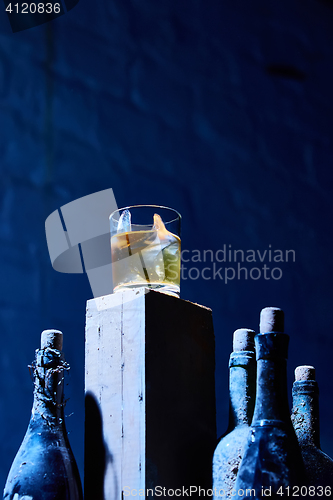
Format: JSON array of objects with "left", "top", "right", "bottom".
[{"left": 84, "top": 289, "right": 216, "bottom": 500}]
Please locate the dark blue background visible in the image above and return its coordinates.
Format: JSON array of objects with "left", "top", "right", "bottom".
[{"left": 1, "top": 0, "right": 333, "bottom": 489}]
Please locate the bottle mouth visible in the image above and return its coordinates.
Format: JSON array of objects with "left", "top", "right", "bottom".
[
  {"left": 229, "top": 351, "right": 256, "bottom": 368},
  {"left": 255, "top": 332, "right": 289, "bottom": 361},
  {"left": 35, "top": 348, "right": 66, "bottom": 369},
  {"left": 292, "top": 380, "right": 319, "bottom": 396}
]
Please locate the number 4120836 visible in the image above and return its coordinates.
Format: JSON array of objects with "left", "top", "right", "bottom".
[
  {"left": 5, "top": 3, "right": 61, "bottom": 14},
  {"left": 276, "top": 486, "right": 331, "bottom": 496}
]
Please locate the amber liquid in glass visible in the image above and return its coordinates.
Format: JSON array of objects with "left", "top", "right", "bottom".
[{"left": 111, "top": 228, "right": 180, "bottom": 297}]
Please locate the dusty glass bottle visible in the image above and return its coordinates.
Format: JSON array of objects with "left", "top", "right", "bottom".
[
  {"left": 235, "top": 307, "right": 306, "bottom": 498},
  {"left": 291, "top": 365, "right": 333, "bottom": 488},
  {"left": 3, "top": 330, "right": 83, "bottom": 500},
  {"left": 213, "top": 329, "right": 256, "bottom": 499}
]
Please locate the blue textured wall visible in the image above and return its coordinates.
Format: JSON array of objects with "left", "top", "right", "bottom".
[{"left": 1, "top": 0, "right": 333, "bottom": 489}]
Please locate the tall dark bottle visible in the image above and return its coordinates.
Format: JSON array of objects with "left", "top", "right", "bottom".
[
  {"left": 291, "top": 365, "right": 333, "bottom": 488},
  {"left": 235, "top": 307, "right": 306, "bottom": 498},
  {"left": 213, "top": 329, "right": 256, "bottom": 499},
  {"left": 3, "top": 330, "right": 83, "bottom": 500}
]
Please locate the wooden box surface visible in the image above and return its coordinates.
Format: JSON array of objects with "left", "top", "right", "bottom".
[{"left": 85, "top": 288, "right": 216, "bottom": 499}]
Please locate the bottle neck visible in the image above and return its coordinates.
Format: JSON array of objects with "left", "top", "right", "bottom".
[
  {"left": 31, "top": 348, "right": 68, "bottom": 427},
  {"left": 252, "top": 333, "right": 291, "bottom": 424},
  {"left": 292, "top": 381, "right": 320, "bottom": 448},
  {"left": 228, "top": 351, "right": 256, "bottom": 428}
]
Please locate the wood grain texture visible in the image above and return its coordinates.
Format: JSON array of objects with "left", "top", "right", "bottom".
[{"left": 85, "top": 289, "right": 216, "bottom": 500}]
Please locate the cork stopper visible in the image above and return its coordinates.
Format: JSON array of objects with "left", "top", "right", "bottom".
[
  {"left": 41, "top": 330, "right": 63, "bottom": 351},
  {"left": 233, "top": 329, "right": 255, "bottom": 351},
  {"left": 259, "top": 307, "right": 284, "bottom": 333},
  {"left": 295, "top": 365, "right": 315, "bottom": 382}
]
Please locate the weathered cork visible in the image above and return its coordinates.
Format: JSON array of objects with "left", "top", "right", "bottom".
[
  {"left": 41, "top": 330, "right": 63, "bottom": 351},
  {"left": 259, "top": 307, "right": 284, "bottom": 333}
]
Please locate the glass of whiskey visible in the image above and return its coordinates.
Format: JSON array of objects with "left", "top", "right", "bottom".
[{"left": 109, "top": 205, "right": 181, "bottom": 297}]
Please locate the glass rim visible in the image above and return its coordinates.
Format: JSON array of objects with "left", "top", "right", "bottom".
[{"left": 109, "top": 204, "right": 182, "bottom": 225}]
